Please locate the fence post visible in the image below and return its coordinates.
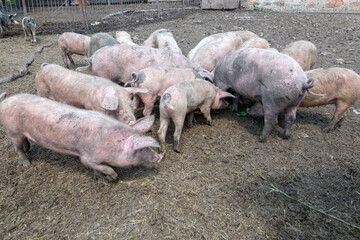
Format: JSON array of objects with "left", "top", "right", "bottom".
[
  {"left": 107, "top": 0, "right": 111, "bottom": 5},
  {"left": 22, "top": 0, "right": 27, "bottom": 15},
  {"left": 79, "top": 0, "right": 89, "bottom": 30},
  {"left": 156, "top": 0, "right": 160, "bottom": 18}
]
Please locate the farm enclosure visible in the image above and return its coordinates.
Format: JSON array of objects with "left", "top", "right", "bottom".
[{"left": 1, "top": 8, "right": 360, "bottom": 240}]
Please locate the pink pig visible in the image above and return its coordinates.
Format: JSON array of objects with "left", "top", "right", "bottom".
[
  {"left": 36, "top": 63, "right": 148, "bottom": 126},
  {"left": 142, "top": 29, "right": 182, "bottom": 54},
  {"left": 157, "top": 79, "right": 234, "bottom": 155},
  {"left": 281, "top": 40, "right": 318, "bottom": 71},
  {"left": 0, "top": 94, "right": 161, "bottom": 181},
  {"left": 58, "top": 32, "right": 90, "bottom": 68},
  {"left": 125, "top": 67, "right": 203, "bottom": 116}
]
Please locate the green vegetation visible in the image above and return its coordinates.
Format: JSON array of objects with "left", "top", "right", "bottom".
[{"left": 254, "top": 5, "right": 273, "bottom": 11}]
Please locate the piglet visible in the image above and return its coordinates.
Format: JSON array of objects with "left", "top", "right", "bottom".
[
  {"left": 0, "top": 11, "right": 19, "bottom": 33},
  {"left": 126, "top": 67, "right": 203, "bottom": 116},
  {"left": 0, "top": 94, "right": 161, "bottom": 181},
  {"left": 22, "top": 16, "right": 36, "bottom": 43},
  {"left": 58, "top": 32, "right": 90, "bottom": 68},
  {"left": 300, "top": 68, "right": 360, "bottom": 131},
  {"left": 36, "top": 63, "right": 147, "bottom": 126},
  {"left": 157, "top": 79, "right": 234, "bottom": 155}
]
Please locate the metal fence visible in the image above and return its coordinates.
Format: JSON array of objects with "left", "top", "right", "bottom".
[{"left": 1, "top": 0, "right": 200, "bottom": 34}]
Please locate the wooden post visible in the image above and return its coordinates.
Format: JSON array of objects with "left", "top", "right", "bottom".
[
  {"left": 79, "top": 0, "right": 89, "bottom": 30},
  {"left": 22, "top": 0, "right": 27, "bottom": 15},
  {"left": 107, "top": 0, "right": 111, "bottom": 6},
  {"left": 156, "top": 0, "right": 160, "bottom": 18}
]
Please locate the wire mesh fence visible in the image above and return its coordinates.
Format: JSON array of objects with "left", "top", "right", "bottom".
[{"left": 1, "top": 0, "right": 201, "bottom": 34}]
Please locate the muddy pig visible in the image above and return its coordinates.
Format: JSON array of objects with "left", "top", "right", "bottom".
[
  {"left": 125, "top": 67, "right": 204, "bottom": 116},
  {"left": 241, "top": 37, "right": 270, "bottom": 49},
  {"left": 0, "top": 11, "right": 19, "bottom": 33},
  {"left": 36, "top": 63, "right": 148, "bottom": 126},
  {"left": 281, "top": 40, "right": 317, "bottom": 71},
  {"left": 300, "top": 68, "right": 360, "bottom": 131},
  {"left": 213, "top": 48, "right": 318, "bottom": 142},
  {"left": 189, "top": 32, "right": 243, "bottom": 72},
  {"left": 115, "top": 31, "right": 137, "bottom": 45},
  {"left": 142, "top": 29, "right": 182, "bottom": 54},
  {"left": 0, "top": 94, "right": 161, "bottom": 181},
  {"left": 157, "top": 79, "right": 234, "bottom": 155},
  {"left": 88, "top": 44, "right": 207, "bottom": 84},
  {"left": 58, "top": 32, "right": 90, "bottom": 68},
  {"left": 88, "top": 32, "right": 119, "bottom": 57},
  {"left": 187, "top": 31, "right": 258, "bottom": 60},
  {"left": 22, "top": 16, "right": 36, "bottom": 43}
]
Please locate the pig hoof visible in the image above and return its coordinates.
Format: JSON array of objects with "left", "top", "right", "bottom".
[
  {"left": 19, "top": 158, "right": 31, "bottom": 167},
  {"left": 258, "top": 136, "right": 267, "bottom": 142},
  {"left": 106, "top": 173, "right": 118, "bottom": 182},
  {"left": 174, "top": 147, "right": 181, "bottom": 153},
  {"left": 323, "top": 127, "right": 332, "bottom": 133}
]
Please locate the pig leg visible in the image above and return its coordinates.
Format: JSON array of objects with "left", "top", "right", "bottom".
[
  {"left": 324, "top": 101, "right": 349, "bottom": 132},
  {"left": 8, "top": 132, "right": 31, "bottom": 167},
  {"left": 142, "top": 94, "right": 157, "bottom": 116},
  {"left": 259, "top": 100, "right": 278, "bottom": 142},
  {"left": 187, "top": 112, "right": 195, "bottom": 128},
  {"left": 200, "top": 104, "right": 213, "bottom": 126},
  {"left": 60, "top": 48, "right": 69, "bottom": 68},
  {"left": 23, "top": 29, "right": 28, "bottom": 41},
  {"left": 132, "top": 95, "right": 141, "bottom": 111},
  {"left": 67, "top": 52, "right": 75, "bottom": 66},
  {"left": 232, "top": 93, "right": 240, "bottom": 112},
  {"left": 80, "top": 156, "right": 118, "bottom": 181},
  {"left": 247, "top": 102, "right": 264, "bottom": 117},
  {"left": 157, "top": 117, "right": 170, "bottom": 154},
  {"left": 173, "top": 113, "right": 186, "bottom": 153},
  {"left": 31, "top": 29, "right": 36, "bottom": 43},
  {"left": 283, "top": 106, "right": 297, "bottom": 139}
]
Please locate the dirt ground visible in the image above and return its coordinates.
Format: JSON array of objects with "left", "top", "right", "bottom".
[{"left": 0, "top": 8, "right": 360, "bottom": 239}]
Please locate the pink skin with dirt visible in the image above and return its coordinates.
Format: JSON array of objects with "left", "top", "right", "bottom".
[
  {"left": 115, "top": 31, "right": 137, "bottom": 46},
  {"left": 300, "top": 68, "right": 360, "bottom": 131},
  {"left": 89, "top": 44, "right": 203, "bottom": 84},
  {"left": 36, "top": 63, "right": 148, "bottom": 126},
  {"left": 213, "top": 48, "right": 316, "bottom": 142},
  {"left": 142, "top": 29, "right": 182, "bottom": 54},
  {"left": 58, "top": 32, "right": 90, "bottom": 68},
  {"left": 157, "top": 79, "right": 235, "bottom": 155},
  {"left": 187, "top": 30, "right": 258, "bottom": 60},
  {"left": 0, "top": 94, "right": 161, "bottom": 181},
  {"left": 188, "top": 32, "right": 243, "bottom": 72},
  {"left": 126, "top": 67, "right": 203, "bottom": 116},
  {"left": 241, "top": 37, "right": 270, "bottom": 49},
  {"left": 281, "top": 40, "right": 318, "bottom": 71}
]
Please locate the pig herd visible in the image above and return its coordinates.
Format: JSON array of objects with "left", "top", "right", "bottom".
[{"left": 1, "top": 28, "right": 360, "bottom": 181}]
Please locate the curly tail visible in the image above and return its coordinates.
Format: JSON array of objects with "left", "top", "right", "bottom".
[
  {"left": 40, "top": 63, "right": 49, "bottom": 69},
  {"left": 162, "top": 93, "right": 174, "bottom": 110},
  {"left": 0, "top": 92, "right": 7, "bottom": 102},
  {"left": 304, "top": 78, "right": 326, "bottom": 97}
]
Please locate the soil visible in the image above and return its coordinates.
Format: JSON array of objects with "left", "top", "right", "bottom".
[{"left": 1, "top": 8, "right": 360, "bottom": 240}]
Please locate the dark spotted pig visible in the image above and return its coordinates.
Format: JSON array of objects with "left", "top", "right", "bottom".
[
  {"left": 213, "top": 48, "right": 317, "bottom": 142},
  {"left": 22, "top": 16, "right": 36, "bottom": 43},
  {"left": 88, "top": 32, "right": 119, "bottom": 57},
  {"left": 0, "top": 11, "right": 19, "bottom": 33},
  {"left": 300, "top": 68, "right": 360, "bottom": 131},
  {"left": 0, "top": 94, "right": 161, "bottom": 181}
]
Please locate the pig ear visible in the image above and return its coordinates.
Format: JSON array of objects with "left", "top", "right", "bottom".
[
  {"left": 130, "top": 135, "right": 160, "bottom": 151},
  {"left": 132, "top": 115, "right": 155, "bottom": 133},
  {"left": 125, "top": 87, "right": 149, "bottom": 95},
  {"left": 100, "top": 93, "right": 119, "bottom": 110},
  {"left": 218, "top": 90, "right": 235, "bottom": 99}
]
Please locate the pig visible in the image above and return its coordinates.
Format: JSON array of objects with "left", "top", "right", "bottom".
[
  {"left": 22, "top": 16, "right": 36, "bottom": 43},
  {"left": 125, "top": 67, "right": 204, "bottom": 116},
  {"left": 281, "top": 40, "right": 317, "bottom": 71},
  {"left": 0, "top": 92, "right": 6, "bottom": 101},
  {"left": 157, "top": 79, "right": 235, "bottom": 154},
  {"left": 299, "top": 68, "right": 360, "bottom": 131},
  {"left": 0, "top": 11, "right": 19, "bottom": 33},
  {"left": 88, "top": 32, "right": 119, "bottom": 57},
  {"left": 0, "top": 94, "right": 161, "bottom": 181},
  {"left": 189, "top": 32, "right": 243, "bottom": 72},
  {"left": 240, "top": 37, "right": 270, "bottom": 49},
  {"left": 115, "top": 31, "right": 137, "bottom": 45},
  {"left": 187, "top": 31, "right": 258, "bottom": 60},
  {"left": 142, "top": 29, "right": 182, "bottom": 54},
  {"left": 36, "top": 63, "right": 148, "bottom": 126},
  {"left": 87, "top": 44, "right": 210, "bottom": 84},
  {"left": 58, "top": 32, "right": 90, "bottom": 68},
  {"left": 213, "top": 48, "right": 318, "bottom": 142}
]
